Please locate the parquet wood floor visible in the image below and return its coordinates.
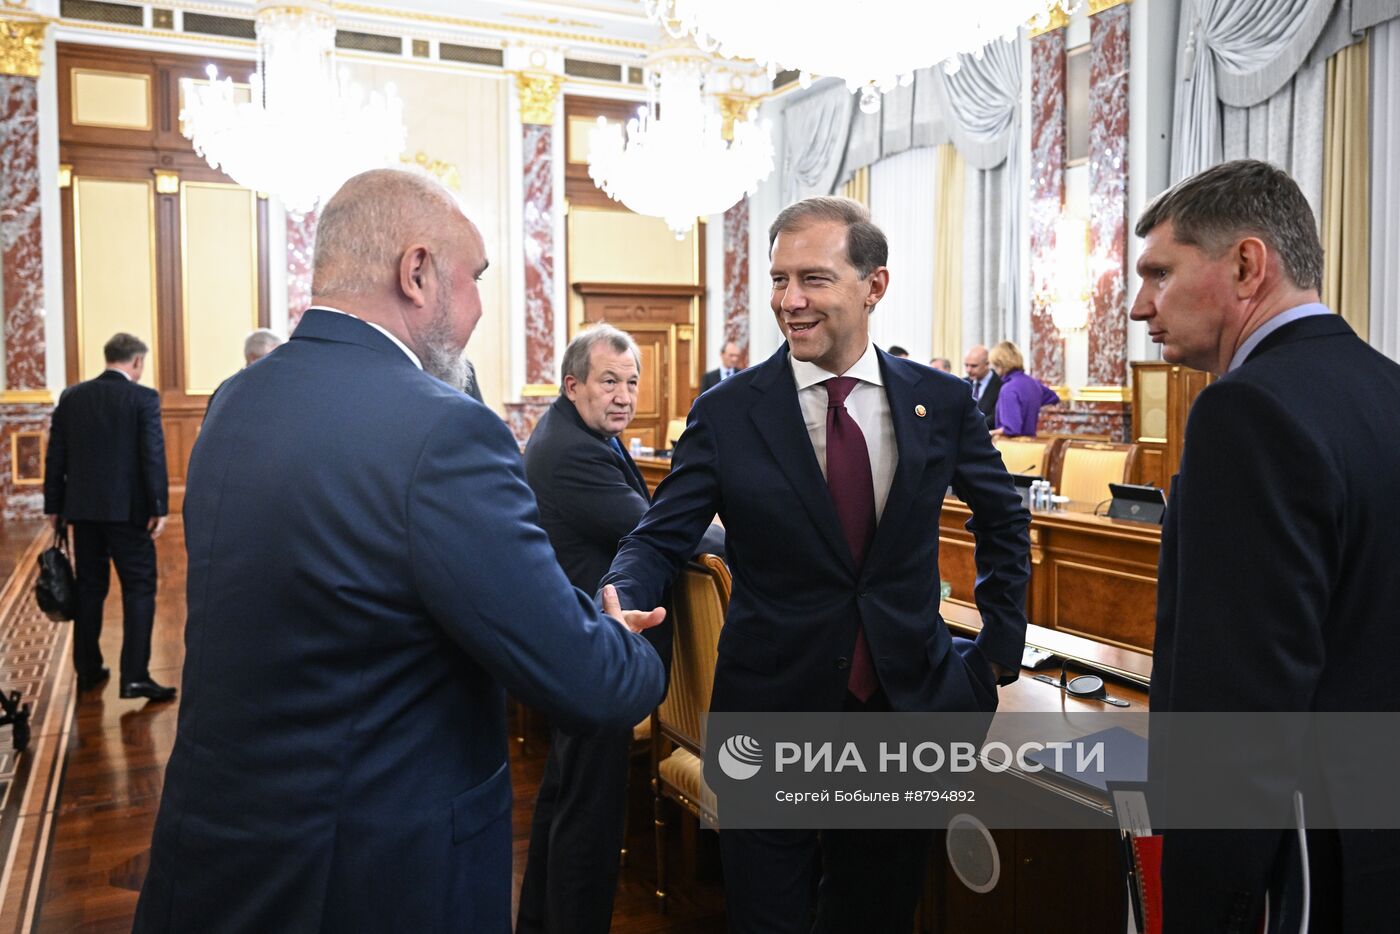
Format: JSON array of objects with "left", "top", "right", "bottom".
[{"left": 30, "top": 518, "right": 727, "bottom": 933}]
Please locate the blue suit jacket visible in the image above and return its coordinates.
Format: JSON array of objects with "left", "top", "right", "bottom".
[
  {"left": 602, "top": 344, "right": 1030, "bottom": 714},
  {"left": 134, "top": 310, "right": 664, "bottom": 933}
]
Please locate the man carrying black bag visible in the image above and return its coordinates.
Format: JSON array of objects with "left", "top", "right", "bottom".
[
  {"left": 34, "top": 521, "right": 76, "bottom": 622},
  {"left": 43, "top": 333, "right": 174, "bottom": 700}
]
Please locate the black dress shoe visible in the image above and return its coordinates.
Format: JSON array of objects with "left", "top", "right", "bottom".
[
  {"left": 77, "top": 667, "right": 110, "bottom": 692},
  {"left": 119, "top": 679, "right": 177, "bottom": 701}
]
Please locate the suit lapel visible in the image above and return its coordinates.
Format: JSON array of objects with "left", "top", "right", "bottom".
[
  {"left": 748, "top": 349, "right": 856, "bottom": 574},
  {"left": 616, "top": 443, "right": 650, "bottom": 501},
  {"left": 866, "top": 354, "right": 924, "bottom": 570}
]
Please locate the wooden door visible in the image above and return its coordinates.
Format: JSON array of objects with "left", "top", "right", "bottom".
[{"left": 574, "top": 282, "right": 705, "bottom": 451}]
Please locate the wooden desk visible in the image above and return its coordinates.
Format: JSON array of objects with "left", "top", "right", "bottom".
[
  {"left": 940, "top": 497, "right": 1162, "bottom": 653},
  {"left": 633, "top": 453, "right": 672, "bottom": 494}
]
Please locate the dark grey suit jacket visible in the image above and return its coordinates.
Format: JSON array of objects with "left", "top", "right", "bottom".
[
  {"left": 44, "top": 369, "right": 168, "bottom": 523},
  {"left": 970, "top": 370, "right": 1001, "bottom": 431}
]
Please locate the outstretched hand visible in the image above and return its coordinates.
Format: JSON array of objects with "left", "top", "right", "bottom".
[{"left": 601, "top": 584, "right": 665, "bottom": 635}]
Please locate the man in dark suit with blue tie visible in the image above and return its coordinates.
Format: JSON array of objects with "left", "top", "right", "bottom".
[
  {"left": 518, "top": 324, "right": 724, "bottom": 934},
  {"left": 44, "top": 332, "right": 174, "bottom": 700},
  {"left": 701, "top": 340, "right": 745, "bottom": 393},
  {"left": 603, "top": 196, "right": 1030, "bottom": 932},
  {"left": 133, "top": 170, "right": 666, "bottom": 934},
  {"left": 1134, "top": 160, "right": 1400, "bottom": 933}
]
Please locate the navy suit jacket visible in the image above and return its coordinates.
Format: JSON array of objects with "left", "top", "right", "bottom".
[
  {"left": 602, "top": 344, "right": 1030, "bottom": 714},
  {"left": 524, "top": 395, "right": 726, "bottom": 678},
  {"left": 1151, "top": 314, "right": 1400, "bottom": 932},
  {"left": 43, "top": 369, "right": 168, "bottom": 522},
  {"left": 134, "top": 310, "right": 664, "bottom": 934}
]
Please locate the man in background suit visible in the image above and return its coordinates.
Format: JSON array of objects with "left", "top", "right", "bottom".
[
  {"left": 206, "top": 329, "right": 283, "bottom": 417},
  {"left": 518, "top": 324, "right": 723, "bottom": 934},
  {"left": 700, "top": 340, "right": 745, "bottom": 392},
  {"left": 964, "top": 344, "right": 1001, "bottom": 430},
  {"left": 43, "top": 332, "right": 173, "bottom": 700},
  {"left": 1134, "top": 159, "right": 1400, "bottom": 933},
  {"left": 134, "top": 170, "right": 665, "bottom": 934},
  {"left": 603, "top": 197, "right": 1029, "bottom": 932}
]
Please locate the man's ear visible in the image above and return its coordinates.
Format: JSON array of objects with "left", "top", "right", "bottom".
[
  {"left": 399, "top": 245, "right": 431, "bottom": 308},
  {"left": 562, "top": 375, "right": 579, "bottom": 401},
  {"left": 1234, "top": 237, "right": 1269, "bottom": 299},
  {"left": 865, "top": 267, "right": 890, "bottom": 308}
]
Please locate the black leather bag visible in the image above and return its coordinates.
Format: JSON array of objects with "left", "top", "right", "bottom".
[{"left": 35, "top": 525, "right": 77, "bottom": 622}]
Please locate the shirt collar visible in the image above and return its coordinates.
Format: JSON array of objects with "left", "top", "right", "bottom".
[
  {"left": 311, "top": 305, "right": 423, "bottom": 370},
  {"left": 1227, "top": 302, "right": 1332, "bottom": 372},
  {"left": 790, "top": 342, "right": 885, "bottom": 391},
  {"left": 104, "top": 367, "right": 132, "bottom": 381}
]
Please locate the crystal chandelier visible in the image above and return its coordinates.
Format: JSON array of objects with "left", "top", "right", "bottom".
[
  {"left": 587, "top": 46, "right": 774, "bottom": 237},
  {"left": 182, "top": 1, "right": 406, "bottom": 214},
  {"left": 643, "top": 1, "right": 1077, "bottom": 113}
]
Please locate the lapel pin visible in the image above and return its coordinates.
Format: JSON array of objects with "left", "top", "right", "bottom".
[{"left": 915, "top": 404, "right": 927, "bottom": 418}]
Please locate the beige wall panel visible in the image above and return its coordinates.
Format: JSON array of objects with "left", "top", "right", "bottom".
[
  {"left": 73, "top": 178, "right": 159, "bottom": 384},
  {"left": 1136, "top": 367, "right": 1168, "bottom": 441},
  {"left": 566, "top": 209, "right": 700, "bottom": 336},
  {"left": 72, "top": 70, "right": 152, "bottom": 129},
  {"left": 182, "top": 183, "right": 259, "bottom": 394},
  {"left": 344, "top": 62, "right": 509, "bottom": 410}
]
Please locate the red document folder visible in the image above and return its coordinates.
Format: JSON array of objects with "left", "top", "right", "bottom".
[{"left": 1131, "top": 834, "right": 1163, "bottom": 934}]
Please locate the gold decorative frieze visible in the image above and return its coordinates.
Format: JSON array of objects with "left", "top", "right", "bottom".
[
  {"left": 57, "top": 162, "right": 72, "bottom": 189},
  {"left": 717, "top": 95, "right": 754, "bottom": 143},
  {"left": 516, "top": 72, "right": 562, "bottom": 125},
  {"left": 521, "top": 383, "right": 559, "bottom": 398},
  {"left": 1072, "top": 385, "right": 1133, "bottom": 403},
  {"left": 400, "top": 151, "right": 461, "bottom": 191},
  {"left": 1089, "top": 0, "right": 1132, "bottom": 13},
  {"left": 0, "top": 18, "right": 45, "bottom": 78},
  {"left": 0, "top": 388, "right": 53, "bottom": 404},
  {"left": 1028, "top": 6, "right": 1071, "bottom": 37}
]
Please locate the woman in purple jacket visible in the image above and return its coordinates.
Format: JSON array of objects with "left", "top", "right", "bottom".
[{"left": 989, "top": 341, "right": 1060, "bottom": 437}]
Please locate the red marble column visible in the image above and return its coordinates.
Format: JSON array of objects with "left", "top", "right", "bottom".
[
  {"left": 2, "top": 75, "right": 45, "bottom": 389},
  {"left": 286, "top": 209, "right": 317, "bottom": 333},
  {"left": 722, "top": 196, "right": 750, "bottom": 366},
  {"left": 522, "top": 122, "right": 555, "bottom": 386},
  {"left": 1087, "top": 3, "right": 1130, "bottom": 389},
  {"left": 1, "top": 74, "right": 51, "bottom": 518},
  {"left": 1029, "top": 30, "right": 1067, "bottom": 389},
  {"left": 504, "top": 120, "right": 557, "bottom": 441}
]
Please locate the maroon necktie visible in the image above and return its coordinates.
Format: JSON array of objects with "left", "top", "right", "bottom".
[{"left": 823, "top": 377, "right": 879, "bottom": 702}]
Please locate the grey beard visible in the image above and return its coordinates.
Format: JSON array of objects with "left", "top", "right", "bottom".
[
  {"left": 422, "top": 340, "right": 468, "bottom": 389},
  {"left": 420, "top": 296, "right": 469, "bottom": 389}
]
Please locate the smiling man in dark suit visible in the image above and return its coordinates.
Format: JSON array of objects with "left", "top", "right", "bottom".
[
  {"left": 1134, "top": 159, "right": 1400, "bottom": 933},
  {"left": 44, "top": 332, "right": 173, "bottom": 700},
  {"left": 133, "top": 170, "right": 665, "bottom": 934},
  {"left": 603, "top": 196, "right": 1030, "bottom": 932},
  {"left": 518, "top": 323, "right": 722, "bottom": 934}
]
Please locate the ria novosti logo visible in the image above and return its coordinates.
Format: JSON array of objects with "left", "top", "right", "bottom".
[{"left": 717, "top": 734, "right": 764, "bottom": 780}]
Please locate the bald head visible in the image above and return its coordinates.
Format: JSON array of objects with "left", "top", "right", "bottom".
[
  {"left": 964, "top": 344, "right": 990, "bottom": 382},
  {"left": 313, "top": 169, "right": 472, "bottom": 299},
  {"left": 311, "top": 169, "right": 489, "bottom": 389}
]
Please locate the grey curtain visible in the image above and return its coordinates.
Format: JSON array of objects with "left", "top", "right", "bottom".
[
  {"left": 962, "top": 164, "right": 1009, "bottom": 349},
  {"left": 1171, "top": 0, "right": 1337, "bottom": 182},
  {"left": 1370, "top": 17, "right": 1400, "bottom": 361},
  {"left": 1220, "top": 60, "right": 1327, "bottom": 221},
  {"left": 779, "top": 81, "right": 855, "bottom": 204}
]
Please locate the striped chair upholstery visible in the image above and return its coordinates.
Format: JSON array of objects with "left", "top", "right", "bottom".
[
  {"left": 1055, "top": 442, "right": 1133, "bottom": 506},
  {"left": 652, "top": 553, "right": 729, "bottom": 909}
]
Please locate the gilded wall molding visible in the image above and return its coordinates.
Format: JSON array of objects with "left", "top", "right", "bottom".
[
  {"left": 516, "top": 72, "right": 562, "bottom": 125},
  {"left": 400, "top": 151, "right": 462, "bottom": 191},
  {"left": 1028, "top": 7, "right": 1071, "bottom": 38},
  {"left": 717, "top": 95, "right": 755, "bottom": 143},
  {"left": 0, "top": 17, "right": 45, "bottom": 78},
  {"left": 1089, "top": 0, "right": 1132, "bottom": 14}
]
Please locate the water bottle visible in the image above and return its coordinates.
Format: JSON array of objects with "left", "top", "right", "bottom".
[{"left": 629, "top": 436, "right": 642, "bottom": 458}]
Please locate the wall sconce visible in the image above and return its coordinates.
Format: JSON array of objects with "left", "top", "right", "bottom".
[{"left": 1046, "top": 216, "right": 1091, "bottom": 332}]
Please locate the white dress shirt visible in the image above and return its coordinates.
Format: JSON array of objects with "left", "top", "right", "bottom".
[
  {"left": 312, "top": 305, "right": 423, "bottom": 370},
  {"left": 790, "top": 343, "right": 898, "bottom": 520}
]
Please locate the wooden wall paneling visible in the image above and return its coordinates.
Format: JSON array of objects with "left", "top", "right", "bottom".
[
  {"left": 563, "top": 95, "right": 645, "bottom": 209},
  {"left": 58, "top": 48, "right": 158, "bottom": 150}
]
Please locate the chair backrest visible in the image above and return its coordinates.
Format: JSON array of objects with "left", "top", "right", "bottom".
[
  {"left": 658, "top": 553, "right": 729, "bottom": 756},
  {"left": 992, "top": 436, "right": 1060, "bottom": 477},
  {"left": 1051, "top": 440, "right": 1135, "bottom": 506},
  {"left": 665, "top": 418, "right": 687, "bottom": 449}
]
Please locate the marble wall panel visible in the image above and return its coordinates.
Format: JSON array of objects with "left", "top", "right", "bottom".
[
  {"left": 722, "top": 196, "right": 751, "bottom": 366},
  {"left": 1088, "top": 4, "right": 1130, "bottom": 388},
  {"left": 522, "top": 123, "right": 555, "bottom": 385},
  {"left": 286, "top": 209, "right": 317, "bottom": 333},
  {"left": 1, "top": 75, "right": 45, "bottom": 390},
  {"left": 1030, "top": 31, "right": 1067, "bottom": 387}
]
